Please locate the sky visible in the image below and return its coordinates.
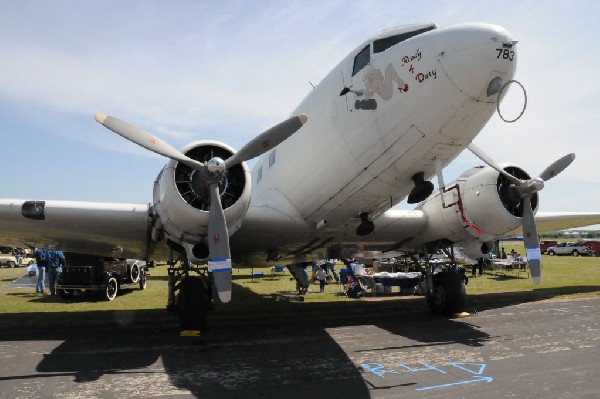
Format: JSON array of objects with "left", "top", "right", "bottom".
[{"left": 1, "top": 0, "right": 599, "bottom": 227}]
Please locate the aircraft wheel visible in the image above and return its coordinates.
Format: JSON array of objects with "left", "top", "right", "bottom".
[
  {"left": 139, "top": 271, "right": 147, "bottom": 290},
  {"left": 105, "top": 277, "right": 118, "bottom": 301},
  {"left": 427, "top": 271, "right": 466, "bottom": 316},
  {"left": 177, "top": 276, "right": 208, "bottom": 332}
]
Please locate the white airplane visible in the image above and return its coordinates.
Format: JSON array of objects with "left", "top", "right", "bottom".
[{"left": 1, "top": 22, "right": 599, "bottom": 330}]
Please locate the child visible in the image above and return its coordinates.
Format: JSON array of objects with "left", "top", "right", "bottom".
[{"left": 316, "top": 265, "right": 327, "bottom": 293}]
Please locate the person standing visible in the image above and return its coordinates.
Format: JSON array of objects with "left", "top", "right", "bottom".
[
  {"left": 316, "top": 265, "right": 327, "bottom": 293},
  {"left": 34, "top": 248, "right": 47, "bottom": 294},
  {"left": 478, "top": 257, "right": 485, "bottom": 276},
  {"left": 46, "top": 249, "right": 65, "bottom": 296},
  {"left": 326, "top": 260, "right": 340, "bottom": 283}
]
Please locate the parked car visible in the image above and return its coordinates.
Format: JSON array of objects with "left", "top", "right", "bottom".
[
  {"left": 0, "top": 254, "right": 18, "bottom": 268},
  {"left": 546, "top": 242, "right": 593, "bottom": 257},
  {"left": 581, "top": 240, "right": 600, "bottom": 257},
  {"left": 0, "top": 253, "right": 34, "bottom": 267},
  {"left": 0, "top": 253, "right": 33, "bottom": 267},
  {"left": 540, "top": 240, "right": 558, "bottom": 254},
  {"left": 55, "top": 253, "right": 147, "bottom": 300}
]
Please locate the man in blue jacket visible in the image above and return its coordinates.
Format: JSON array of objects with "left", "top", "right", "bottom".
[
  {"left": 34, "top": 248, "right": 47, "bottom": 294},
  {"left": 46, "top": 249, "right": 66, "bottom": 296}
]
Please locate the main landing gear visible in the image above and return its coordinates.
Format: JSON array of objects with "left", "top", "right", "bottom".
[
  {"left": 422, "top": 244, "right": 467, "bottom": 316},
  {"left": 166, "top": 244, "right": 212, "bottom": 334}
]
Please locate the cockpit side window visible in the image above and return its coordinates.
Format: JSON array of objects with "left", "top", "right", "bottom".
[
  {"left": 352, "top": 45, "right": 370, "bottom": 76},
  {"left": 373, "top": 25, "right": 436, "bottom": 53}
]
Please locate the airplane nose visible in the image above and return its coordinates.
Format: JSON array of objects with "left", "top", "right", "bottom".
[{"left": 436, "top": 23, "right": 518, "bottom": 101}]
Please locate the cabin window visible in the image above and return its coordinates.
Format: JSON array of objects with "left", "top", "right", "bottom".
[
  {"left": 257, "top": 166, "right": 263, "bottom": 183},
  {"left": 373, "top": 25, "right": 436, "bottom": 53},
  {"left": 269, "top": 149, "right": 276, "bottom": 168},
  {"left": 352, "top": 45, "right": 370, "bottom": 76}
]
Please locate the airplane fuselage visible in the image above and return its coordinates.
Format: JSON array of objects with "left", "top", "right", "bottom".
[{"left": 238, "top": 22, "right": 517, "bottom": 258}]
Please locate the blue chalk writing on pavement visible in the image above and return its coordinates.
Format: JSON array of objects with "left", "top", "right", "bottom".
[
  {"left": 360, "top": 363, "right": 403, "bottom": 377},
  {"left": 398, "top": 362, "right": 447, "bottom": 374},
  {"left": 447, "top": 362, "right": 487, "bottom": 375},
  {"left": 416, "top": 376, "right": 493, "bottom": 391},
  {"left": 361, "top": 360, "right": 493, "bottom": 391}
]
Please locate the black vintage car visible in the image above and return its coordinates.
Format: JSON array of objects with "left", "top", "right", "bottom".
[{"left": 55, "top": 253, "right": 147, "bottom": 300}]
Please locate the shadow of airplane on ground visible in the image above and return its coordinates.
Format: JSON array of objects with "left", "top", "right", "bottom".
[{"left": 0, "top": 282, "right": 597, "bottom": 398}]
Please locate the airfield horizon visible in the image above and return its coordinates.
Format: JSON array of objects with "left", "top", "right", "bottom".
[{"left": 1, "top": 242, "right": 598, "bottom": 331}]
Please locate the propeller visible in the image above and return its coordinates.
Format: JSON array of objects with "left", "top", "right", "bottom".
[
  {"left": 95, "top": 113, "right": 308, "bottom": 302},
  {"left": 468, "top": 144, "right": 575, "bottom": 284}
]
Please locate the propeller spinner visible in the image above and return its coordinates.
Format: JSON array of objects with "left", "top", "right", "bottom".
[
  {"left": 468, "top": 144, "right": 575, "bottom": 284},
  {"left": 95, "top": 113, "right": 307, "bottom": 302}
]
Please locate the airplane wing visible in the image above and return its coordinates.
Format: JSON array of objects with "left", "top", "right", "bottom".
[
  {"left": 0, "top": 199, "right": 164, "bottom": 259},
  {"left": 503, "top": 212, "right": 600, "bottom": 238},
  {"left": 231, "top": 208, "right": 600, "bottom": 264}
]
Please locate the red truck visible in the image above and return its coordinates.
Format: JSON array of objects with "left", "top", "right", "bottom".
[
  {"left": 540, "top": 240, "right": 558, "bottom": 254},
  {"left": 581, "top": 240, "right": 600, "bottom": 257}
]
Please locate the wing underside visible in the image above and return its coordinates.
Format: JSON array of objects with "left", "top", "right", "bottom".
[
  {"left": 231, "top": 207, "right": 600, "bottom": 265},
  {"left": 1, "top": 197, "right": 598, "bottom": 263}
]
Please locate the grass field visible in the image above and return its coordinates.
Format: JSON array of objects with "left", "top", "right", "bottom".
[{"left": 0, "top": 241, "right": 598, "bottom": 328}]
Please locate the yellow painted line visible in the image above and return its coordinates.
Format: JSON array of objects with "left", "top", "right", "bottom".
[
  {"left": 180, "top": 330, "right": 201, "bottom": 337},
  {"left": 453, "top": 312, "right": 471, "bottom": 318}
]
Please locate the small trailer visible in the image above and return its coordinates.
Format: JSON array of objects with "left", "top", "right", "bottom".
[{"left": 55, "top": 253, "right": 147, "bottom": 300}]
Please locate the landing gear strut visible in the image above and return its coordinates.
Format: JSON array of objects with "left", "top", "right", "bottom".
[
  {"left": 423, "top": 243, "right": 467, "bottom": 316},
  {"left": 166, "top": 243, "right": 212, "bottom": 333}
]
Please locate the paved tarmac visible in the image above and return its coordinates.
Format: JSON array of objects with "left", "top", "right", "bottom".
[{"left": 0, "top": 295, "right": 598, "bottom": 398}]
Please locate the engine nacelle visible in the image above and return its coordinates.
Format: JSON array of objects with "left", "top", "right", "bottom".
[
  {"left": 151, "top": 140, "right": 251, "bottom": 260},
  {"left": 418, "top": 163, "right": 538, "bottom": 258}
]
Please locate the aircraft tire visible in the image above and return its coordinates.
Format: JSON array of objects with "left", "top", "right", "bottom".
[
  {"left": 105, "top": 276, "right": 118, "bottom": 301},
  {"left": 177, "top": 276, "right": 208, "bottom": 333},
  {"left": 139, "top": 271, "right": 147, "bottom": 290},
  {"left": 427, "top": 271, "right": 466, "bottom": 316}
]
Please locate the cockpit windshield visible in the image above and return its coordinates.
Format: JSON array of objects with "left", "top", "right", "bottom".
[{"left": 373, "top": 24, "right": 436, "bottom": 53}]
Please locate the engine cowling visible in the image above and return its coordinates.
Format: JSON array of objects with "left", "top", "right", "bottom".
[
  {"left": 152, "top": 140, "right": 251, "bottom": 259},
  {"left": 418, "top": 163, "right": 538, "bottom": 259}
]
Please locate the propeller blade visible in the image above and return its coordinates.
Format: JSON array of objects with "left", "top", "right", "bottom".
[
  {"left": 522, "top": 196, "right": 542, "bottom": 285},
  {"left": 538, "top": 153, "right": 575, "bottom": 182},
  {"left": 94, "top": 113, "right": 205, "bottom": 172},
  {"left": 224, "top": 114, "right": 307, "bottom": 169},
  {"left": 468, "top": 143, "right": 522, "bottom": 185},
  {"left": 207, "top": 183, "right": 232, "bottom": 303}
]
